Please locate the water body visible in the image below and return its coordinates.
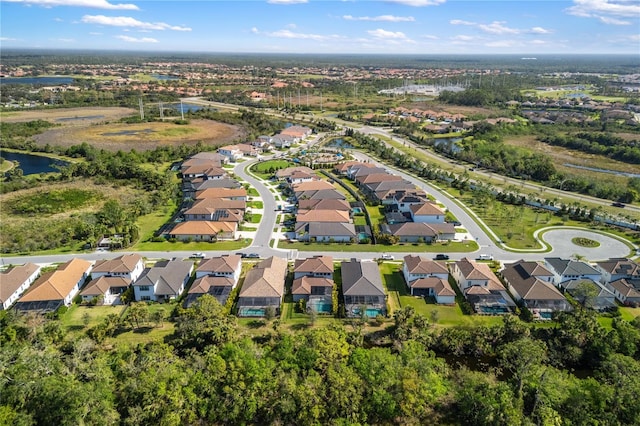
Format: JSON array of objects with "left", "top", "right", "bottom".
[
  {"left": 150, "top": 74, "right": 180, "bottom": 80},
  {"left": 432, "top": 137, "right": 463, "bottom": 154},
  {"left": 326, "top": 138, "right": 354, "bottom": 149},
  {"left": 170, "top": 103, "right": 204, "bottom": 113},
  {"left": 0, "top": 151, "right": 69, "bottom": 175},
  {"left": 0, "top": 76, "right": 75, "bottom": 85},
  {"left": 563, "top": 163, "right": 640, "bottom": 178}
]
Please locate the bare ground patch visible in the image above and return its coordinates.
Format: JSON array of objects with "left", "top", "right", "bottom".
[
  {"left": 0, "top": 107, "right": 136, "bottom": 125},
  {"left": 32, "top": 118, "right": 245, "bottom": 151}
]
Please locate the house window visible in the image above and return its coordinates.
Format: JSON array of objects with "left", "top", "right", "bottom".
[
  {"left": 139, "top": 285, "right": 150, "bottom": 291},
  {"left": 141, "top": 296, "right": 151, "bottom": 301}
]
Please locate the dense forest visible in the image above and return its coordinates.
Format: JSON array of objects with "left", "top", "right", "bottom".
[{"left": 1, "top": 298, "right": 639, "bottom": 425}]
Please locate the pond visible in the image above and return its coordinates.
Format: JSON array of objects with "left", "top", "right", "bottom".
[
  {"left": 326, "top": 138, "right": 354, "bottom": 149},
  {"left": 169, "top": 103, "right": 205, "bottom": 113},
  {"left": 0, "top": 151, "right": 69, "bottom": 175}
]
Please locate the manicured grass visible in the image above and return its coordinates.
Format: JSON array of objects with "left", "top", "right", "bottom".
[
  {"left": 353, "top": 215, "right": 367, "bottom": 226},
  {"left": 247, "top": 187, "right": 259, "bottom": 197},
  {"left": 250, "top": 159, "right": 294, "bottom": 178},
  {"left": 0, "top": 159, "right": 14, "bottom": 173},
  {"left": 366, "top": 205, "right": 385, "bottom": 227},
  {"left": 60, "top": 304, "right": 126, "bottom": 338},
  {"left": 247, "top": 201, "right": 264, "bottom": 209},
  {"left": 133, "top": 239, "right": 252, "bottom": 251},
  {"left": 378, "top": 262, "right": 503, "bottom": 327},
  {"left": 109, "top": 323, "right": 175, "bottom": 346},
  {"left": 571, "top": 237, "right": 600, "bottom": 248},
  {"left": 135, "top": 201, "right": 177, "bottom": 243},
  {"left": 247, "top": 214, "right": 262, "bottom": 224},
  {"left": 279, "top": 239, "right": 478, "bottom": 253}
]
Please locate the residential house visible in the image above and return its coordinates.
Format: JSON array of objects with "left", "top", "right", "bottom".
[
  {"left": 237, "top": 256, "right": 288, "bottom": 317},
  {"left": 347, "top": 166, "right": 387, "bottom": 180},
  {"left": 304, "top": 222, "right": 357, "bottom": 243},
  {"left": 355, "top": 173, "right": 403, "bottom": 188},
  {"left": 292, "top": 180, "right": 335, "bottom": 194},
  {"left": 381, "top": 190, "right": 429, "bottom": 213},
  {"left": 563, "top": 279, "right": 616, "bottom": 311},
  {"left": 272, "top": 134, "right": 295, "bottom": 148},
  {"left": 14, "top": 258, "right": 92, "bottom": 312},
  {"left": 544, "top": 258, "right": 602, "bottom": 286},
  {"left": 605, "top": 279, "right": 640, "bottom": 306},
  {"left": 341, "top": 259, "right": 386, "bottom": 317},
  {"left": 133, "top": 260, "right": 194, "bottom": 302},
  {"left": 0, "top": 263, "right": 41, "bottom": 310},
  {"left": 237, "top": 143, "right": 260, "bottom": 157},
  {"left": 183, "top": 198, "right": 246, "bottom": 221},
  {"left": 217, "top": 145, "right": 243, "bottom": 162},
  {"left": 296, "top": 209, "right": 350, "bottom": 225},
  {"left": 280, "top": 125, "right": 312, "bottom": 139},
  {"left": 195, "top": 255, "right": 242, "bottom": 281},
  {"left": 402, "top": 255, "right": 454, "bottom": 303},
  {"left": 275, "top": 166, "right": 315, "bottom": 181},
  {"left": 170, "top": 221, "right": 237, "bottom": 241},
  {"left": 403, "top": 255, "right": 449, "bottom": 282},
  {"left": 409, "top": 202, "right": 446, "bottom": 223},
  {"left": 450, "top": 258, "right": 515, "bottom": 314},
  {"left": 297, "top": 198, "right": 351, "bottom": 213},
  {"left": 185, "top": 275, "right": 236, "bottom": 307},
  {"left": 368, "top": 180, "right": 418, "bottom": 202},
  {"left": 80, "top": 276, "right": 130, "bottom": 305},
  {"left": 195, "top": 187, "right": 247, "bottom": 201},
  {"left": 594, "top": 258, "right": 640, "bottom": 284},
  {"left": 501, "top": 260, "right": 571, "bottom": 318},
  {"left": 90, "top": 254, "right": 145, "bottom": 283},
  {"left": 382, "top": 222, "right": 455, "bottom": 243},
  {"left": 295, "top": 189, "right": 346, "bottom": 201},
  {"left": 334, "top": 161, "right": 376, "bottom": 176},
  {"left": 291, "top": 276, "right": 334, "bottom": 312},
  {"left": 293, "top": 255, "right": 334, "bottom": 279}
]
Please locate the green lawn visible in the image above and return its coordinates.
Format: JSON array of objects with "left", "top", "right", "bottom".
[
  {"left": 247, "top": 201, "right": 264, "bottom": 209},
  {"left": 250, "top": 160, "right": 294, "bottom": 178},
  {"left": 247, "top": 187, "right": 259, "bottom": 197},
  {"left": 379, "top": 262, "right": 503, "bottom": 327},
  {"left": 279, "top": 240, "right": 478, "bottom": 253},
  {"left": 60, "top": 304, "right": 126, "bottom": 339},
  {"left": 247, "top": 214, "right": 262, "bottom": 224},
  {"left": 135, "top": 201, "right": 177, "bottom": 243},
  {"left": 133, "top": 239, "right": 252, "bottom": 251}
]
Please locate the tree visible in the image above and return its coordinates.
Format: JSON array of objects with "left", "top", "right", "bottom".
[{"left": 498, "top": 337, "right": 547, "bottom": 404}]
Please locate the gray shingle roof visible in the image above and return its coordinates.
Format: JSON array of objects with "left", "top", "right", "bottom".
[{"left": 341, "top": 259, "right": 385, "bottom": 297}]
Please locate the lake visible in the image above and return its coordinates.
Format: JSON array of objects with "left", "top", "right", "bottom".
[
  {"left": 0, "top": 76, "right": 75, "bottom": 85},
  {"left": 0, "top": 151, "right": 69, "bottom": 175}
]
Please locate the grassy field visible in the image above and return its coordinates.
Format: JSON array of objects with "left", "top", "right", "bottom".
[{"left": 133, "top": 238, "right": 252, "bottom": 251}]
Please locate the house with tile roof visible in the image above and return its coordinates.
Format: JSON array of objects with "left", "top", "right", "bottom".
[
  {"left": 91, "top": 254, "right": 145, "bottom": 283},
  {"left": 133, "top": 260, "right": 194, "bottom": 302},
  {"left": 80, "top": 276, "right": 130, "bottom": 305},
  {"left": 0, "top": 263, "right": 41, "bottom": 310},
  {"left": 501, "top": 260, "right": 571, "bottom": 317},
  {"left": 237, "top": 256, "right": 288, "bottom": 317},
  {"left": 402, "top": 255, "right": 454, "bottom": 303},
  {"left": 402, "top": 255, "right": 449, "bottom": 282},
  {"left": 605, "top": 278, "right": 640, "bottom": 306},
  {"left": 382, "top": 222, "right": 455, "bottom": 243},
  {"left": 543, "top": 258, "right": 602, "bottom": 285},
  {"left": 297, "top": 198, "right": 351, "bottom": 212},
  {"left": 185, "top": 275, "right": 236, "bottom": 307},
  {"left": 14, "top": 258, "right": 92, "bottom": 312},
  {"left": 169, "top": 221, "right": 237, "bottom": 241},
  {"left": 195, "top": 255, "right": 242, "bottom": 281},
  {"left": 341, "top": 259, "right": 386, "bottom": 317},
  {"left": 593, "top": 258, "right": 640, "bottom": 284},
  {"left": 195, "top": 187, "right": 247, "bottom": 201},
  {"left": 295, "top": 188, "right": 346, "bottom": 201},
  {"left": 305, "top": 222, "right": 357, "bottom": 243},
  {"left": 293, "top": 255, "right": 333, "bottom": 279},
  {"left": 409, "top": 202, "right": 446, "bottom": 223},
  {"left": 291, "top": 276, "right": 334, "bottom": 312},
  {"left": 217, "top": 145, "right": 243, "bottom": 162},
  {"left": 450, "top": 258, "right": 515, "bottom": 314}
]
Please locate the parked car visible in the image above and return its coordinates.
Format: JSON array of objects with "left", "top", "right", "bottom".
[
  {"left": 380, "top": 254, "right": 394, "bottom": 260},
  {"left": 476, "top": 254, "right": 494, "bottom": 261},
  {"left": 612, "top": 202, "right": 625, "bottom": 208},
  {"left": 190, "top": 252, "right": 205, "bottom": 259},
  {"left": 247, "top": 253, "right": 260, "bottom": 258},
  {"left": 434, "top": 254, "right": 450, "bottom": 260},
  {"left": 236, "top": 252, "right": 248, "bottom": 258}
]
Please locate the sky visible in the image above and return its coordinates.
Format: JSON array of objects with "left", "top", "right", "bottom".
[{"left": 1, "top": 0, "right": 639, "bottom": 55}]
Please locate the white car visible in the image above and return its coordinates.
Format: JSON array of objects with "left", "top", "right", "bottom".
[
  {"left": 191, "top": 252, "right": 205, "bottom": 259},
  {"left": 380, "top": 254, "right": 394, "bottom": 260}
]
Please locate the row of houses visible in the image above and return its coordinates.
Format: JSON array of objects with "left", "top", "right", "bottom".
[
  {"left": 276, "top": 166, "right": 360, "bottom": 243},
  {"left": 169, "top": 152, "right": 247, "bottom": 242},
  {"left": 334, "top": 160, "right": 456, "bottom": 243}
]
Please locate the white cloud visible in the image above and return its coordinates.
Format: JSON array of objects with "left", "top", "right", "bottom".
[
  {"left": 343, "top": 15, "right": 415, "bottom": 22},
  {"left": 385, "top": 0, "right": 446, "bottom": 6},
  {"left": 115, "top": 35, "right": 158, "bottom": 43},
  {"left": 451, "top": 35, "right": 475, "bottom": 41},
  {"left": 484, "top": 40, "right": 517, "bottom": 47},
  {"left": 260, "top": 28, "right": 339, "bottom": 42},
  {"left": 81, "top": 15, "right": 192, "bottom": 31},
  {"left": 0, "top": 37, "right": 18, "bottom": 41},
  {"left": 477, "top": 21, "right": 519, "bottom": 34},
  {"left": 530, "top": 26, "right": 552, "bottom": 34},
  {"left": 367, "top": 28, "right": 410, "bottom": 40},
  {"left": 53, "top": 17, "right": 63, "bottom": 21},
  {"left": 421, "top": 34, "right": 439, "bottom": 39},
  {"left": 452, "top": 19, "right": 553, "bottom": 35},
  {"left": 598, "top": 16, "right": 632, "bottom": 24},
  {"left": 266, "top": 0, "right": 308, "bottom": 4},
  {"left": 530, "top": 39, "right": 548, "bottom": 45},
  {"left": 449, "top": 19, "right": 474, "bottom": 26},
  {"left": 4, "top": 0, "right": 139, "bottom": 10},
  {"left": 566, "top": 0, "right": 640, "bottom": 18}
]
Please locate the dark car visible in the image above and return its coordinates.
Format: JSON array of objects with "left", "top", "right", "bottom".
[
  {"left": 236, "top": 252, "right": 248, "bottom": 258},
  {"left": 247, "top": 253, "right": 260, "bottom": 259},
  {"left": 434, "top": 254, "right": 450, "bottom": 260},
  {"left": 612, "top": 202, "right": 625, "bottom": 208}
]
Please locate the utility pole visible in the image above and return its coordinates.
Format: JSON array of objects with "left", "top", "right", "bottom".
[{"left": 139, "top": 97, "right": 144, "bottom": 120}]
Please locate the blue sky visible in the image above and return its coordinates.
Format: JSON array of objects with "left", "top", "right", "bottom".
[{"left": 1, "top": 0, "right": 639, "bottom": 54}]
